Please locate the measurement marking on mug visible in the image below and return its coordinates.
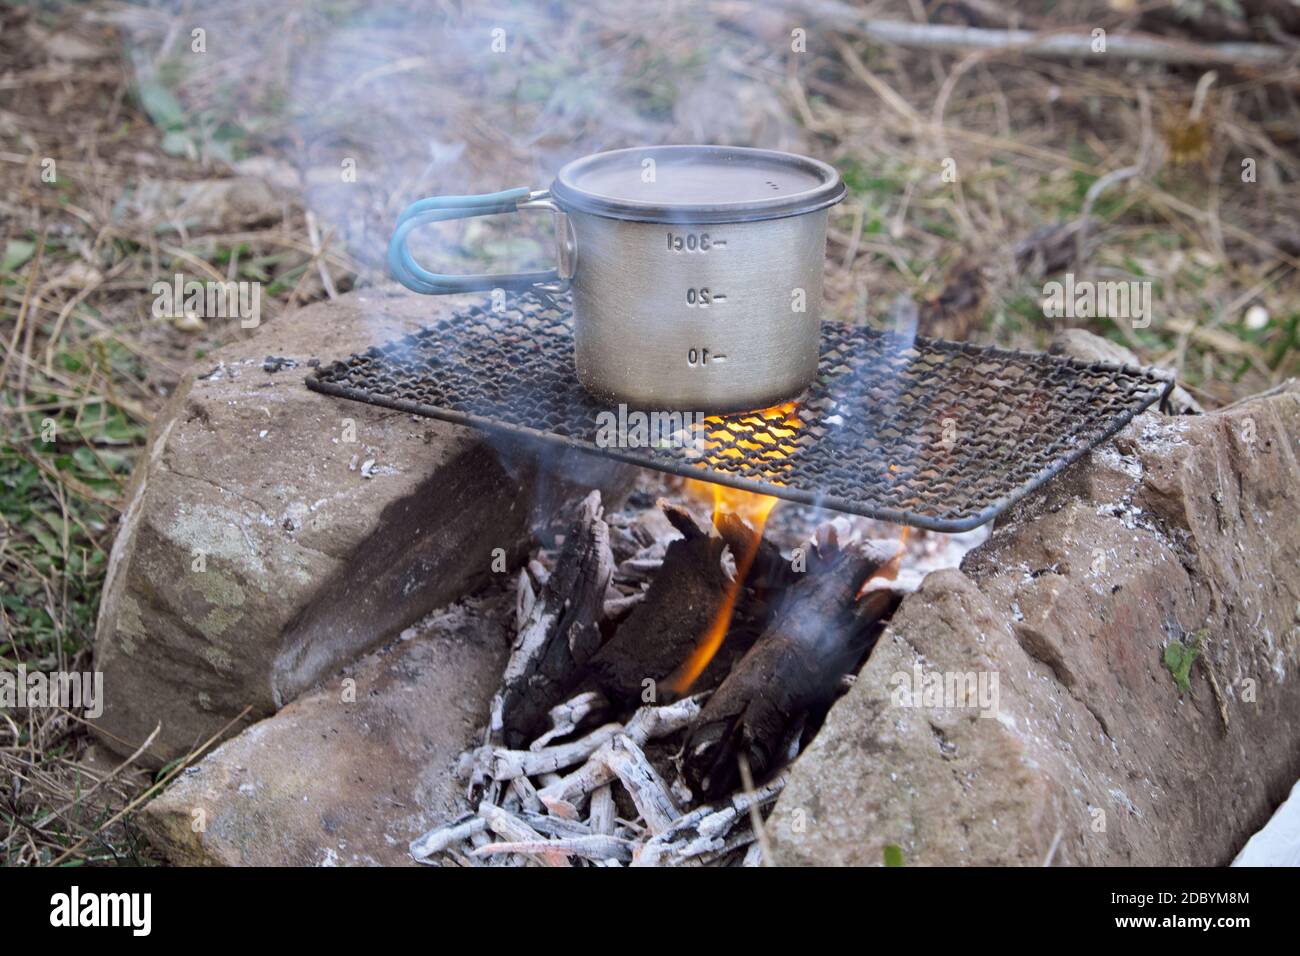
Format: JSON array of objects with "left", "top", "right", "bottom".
[
  {"left": 687, "top": 348, "right": 726, "bottom": 366},
  {"left": 667, "top": 232, "right": 726, "bottom": 252},
  {"left": 686, "top": 288, "right": 725, "bottom": 307}
]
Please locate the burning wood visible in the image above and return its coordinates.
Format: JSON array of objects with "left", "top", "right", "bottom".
[
  {"left": 684, "top": 536, "right": 902, "bottom": 799},
  {"left": 714, "top": 510, "right": 799, "bottom": 596},
  {"left": 586, "top": 504, "right": 734, "bottom": 706},
  {"left": 412, "top": 484, "right": 910, "bottom": 866},
  {"left": 664, "top": 486, "right": 780, "bottom": 696}
]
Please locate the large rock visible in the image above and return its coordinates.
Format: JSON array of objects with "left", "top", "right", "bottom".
[
  {"left": 93, "top": 288, "right": 627, "bottom": 765},
  {"left": 137, "top": 589, "right": 509, "bottom": 866},
  {"left": 770, "top": 383, "right": 1300, "bottom": 865}
]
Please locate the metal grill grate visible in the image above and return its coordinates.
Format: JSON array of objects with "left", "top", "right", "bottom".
[{"left": 307, "top": 294, "right": 1172, "bottom": 531}]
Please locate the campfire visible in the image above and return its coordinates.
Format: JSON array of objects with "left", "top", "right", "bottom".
[
  {"left": 305, "top": 294, "right": 1163, "bottom": 867},
  {"left": 411, "top": 458, "right": 911, "bottom": 867}
]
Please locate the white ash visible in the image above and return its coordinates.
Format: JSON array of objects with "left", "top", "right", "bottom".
[{"left": 412, "top": 683, "right": 782, "bottom": 867}]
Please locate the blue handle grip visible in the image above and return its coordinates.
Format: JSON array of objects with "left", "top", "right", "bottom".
[{"left": 387, "top": 187, "right": 562, "bottom": 294}]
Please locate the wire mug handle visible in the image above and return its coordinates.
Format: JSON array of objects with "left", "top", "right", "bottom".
[{"left": 387, "top": 188, "right": 573, "bottom": 295}]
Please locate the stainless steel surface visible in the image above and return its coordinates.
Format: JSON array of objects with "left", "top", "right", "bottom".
[{"left": 568, "top": 209, "right": 828, "bottom": 410}]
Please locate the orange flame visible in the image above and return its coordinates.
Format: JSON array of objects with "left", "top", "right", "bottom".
[
  {"left": 667, "top": 481, "right": 779, "bottom": 695},
  {"left": 697, "top": 401, "right": 802, "bottom": 478},
  {"left": 665, "top": 401, "right": 803, "bottom": 695}
]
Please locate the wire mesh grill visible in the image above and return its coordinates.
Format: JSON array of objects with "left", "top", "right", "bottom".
[{"left": 307, "top": 294, "right": 1172, "bottom": 531}]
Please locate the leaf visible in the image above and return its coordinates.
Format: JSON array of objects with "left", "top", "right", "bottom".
[
  {"left": 137, "top": 78, "right": 186, "bottom": 131},
  {"left": 27, "top": 521, "right": 62, "bottom": 559},
  {"left": 160, "top": 130, "right": 197, "bottom": 159},
  {"left": 883, "top": 844, "right": 905, "bottom": 867},
  {"left": 1163, "top": 630, "right": 1204, "bottom": 694},
  {"left": 2, "top": 239, "right": 35, "bottom": 275}
]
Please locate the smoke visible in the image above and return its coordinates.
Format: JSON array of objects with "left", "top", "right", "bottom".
[
  {"left": 112, "top": 0, "right": 813, "bottom": 276},
  {"left": 111, "top": 0, "right": 933, "bottom": 534}
]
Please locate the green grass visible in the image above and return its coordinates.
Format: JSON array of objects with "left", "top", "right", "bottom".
[
  {"left": 0, "top": 271, "right": 157, "bottom": 864},
  {"left": 1, "top": 393, "right": 144, "bottom": 670},
  {"left": 836, "top": 157, "right": 905, "bottom": 199}
]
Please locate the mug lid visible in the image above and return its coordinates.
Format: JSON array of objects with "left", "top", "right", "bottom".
[{"left": 550, "top": 145, "right": 846, "bottom": 224}]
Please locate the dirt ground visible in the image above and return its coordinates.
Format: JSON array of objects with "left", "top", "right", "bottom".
[{"left": 1, "top": 0, "right": 1297, "bottom": 864}]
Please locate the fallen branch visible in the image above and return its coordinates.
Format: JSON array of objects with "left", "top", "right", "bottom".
[{"left": 791, "top": 4, "right": 1292, "bottom": 66}]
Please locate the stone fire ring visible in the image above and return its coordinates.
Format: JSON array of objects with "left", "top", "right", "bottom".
[{"left": 90, "top": 290, "right": 1300, "bottom": 866}]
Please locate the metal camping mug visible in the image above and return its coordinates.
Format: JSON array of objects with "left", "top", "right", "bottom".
[{"left": 388, "top": 145, "right": 846, "bottom": 411}]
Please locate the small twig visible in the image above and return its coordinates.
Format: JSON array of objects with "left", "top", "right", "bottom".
[
  {"left": 1, "top": 227, "right": 47, "bottom": 394},
  {"left": 410, "top": 813, "right": 485, "bottom": 862},
  {"left": 537, "top": 696, "right": 704, "bottom": 813},
  {"left": 1074, "top": 88, "right": 1155, "bottom": 269},
  {"left": 601, "top": 736, "right": 680, "bottom": 835},
  {"left": 528, "top": 690, "right": 608, "bottom": 752},
  {"left": 489, "top": 722, "right": 621, "bottom": 780},
  {"left": 589, "top": 784, "right": 616, "bottom": 836},
  {"left": 3, "top": 718, "right": 159, "bottom": 845},
  {"left": 48, "top": 706, "right": 252, "bottom": 867},
  {"left": 304, "top": 210, "right": 339, "bottom": 300},
  {"left": 477, "top": 803, "right": 568, "bottom": 867},
  {"left": 735, "top": 754, "right": 773, "bottom": 867},
  {"left": 474, "top": 835, "right": 632, "bottom": 863}
]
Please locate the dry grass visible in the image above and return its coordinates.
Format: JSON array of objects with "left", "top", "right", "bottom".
[
  {"left": 1, "top": 0, "right": 1296, "bottom": 865},
  {"left": 0, "top": 1, "right": 359, "bottom": 865}
]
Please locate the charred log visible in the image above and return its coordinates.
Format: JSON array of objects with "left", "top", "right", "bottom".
[
  {"left": 489, "top": 490, "right": 614, "bottom": 749},
  {"left": 683, "top": 543, "right": 901, "bottom": 799},
  {"left": 586, "top": 504, "right": 733, "bottom": 706}
]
